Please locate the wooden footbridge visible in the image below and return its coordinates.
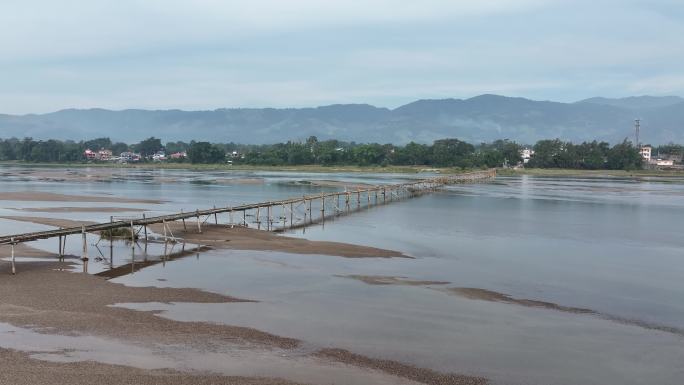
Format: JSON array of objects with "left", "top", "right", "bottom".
[{"left": 1, "top": 169, "right": 496, "bottom": 274}]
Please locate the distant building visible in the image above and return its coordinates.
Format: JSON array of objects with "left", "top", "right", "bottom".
[
  {"left": 639, "top": 146, "right": 652, "bottom": 161},
  {"left": 170, "top": 151, "right": 187, "bottom": 159},
  {"left": 152, "top": 151, "right": 167, "bottom": 161},
  {"left": 120, "top": 152, "right": 141, "bottom": 163},
  {"left": 521, "top": 148, "right": 534, "bottom": 164},
  {"left": 98, "top": 149, "right": 113, "bottom": 161},
  {"left": 654, "top": 158, "right": 674, "bottom": 167},
  {"left": 84, "top": 149, "right": 97, "bottom": 160}
]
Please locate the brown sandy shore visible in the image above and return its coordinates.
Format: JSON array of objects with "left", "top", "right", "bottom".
[
  {"left": 0, "top": 216, "right": 96, "bottom": 229},
  {"left": 0, "top": 215, "right": 409, "bottom": 259},
  {"left": 15, "top": 206, "right": 147, "bottom": 213},
  {"left": 0, "top": 191, "right": 164, "bottom": 204},
  {"left": 340, "top": 275, "right": 684, "bottom": 337},
  {"left": 0, "top": 237, "right": 480, "bottom": 384},
  {"left": 149, "top": 222, "right": 411, "bottom": 259}
]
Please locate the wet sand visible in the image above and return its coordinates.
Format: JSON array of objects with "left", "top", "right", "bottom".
[
  {"left": 317, "top": 349, "right": 487, "bottom": 385},
  {"left": 343, "top": 275, "right": 684, "bottom": 338},
  {"left": 0, "top": 216, "right": 408, "bottom": 259},
  {"left": 15, "top": 206, "right": 146, "bottom": 213},
  {"left": 0, "top": 348, "right": 302, "bottom": 385},
  {"left": 445, "top": 287, "right": 595, "bottom": 314},
  {"left": 0, "top": 216, "right": 96, "bottom": 229},
  {"left": 291, "top": 180, "right": 374, "bottom": 189},
  {"left": 214, "top": 177, "right": 266, "bottom": 185},
  {"left": 0, "top": 191, "right": 164, "bottom": 204},
  {"left": 338, "top": 275, "right": 450, "bottom": 286},
  {"left": 0, "top": 249, "right": 483, "bottom": 384},
  {"left": 150, "top": 223, "right": 410, "bottom": 259}
]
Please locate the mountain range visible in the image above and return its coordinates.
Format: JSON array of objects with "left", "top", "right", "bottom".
[{"left": 0, "top": 95, "right": 682, "bottom": 145}]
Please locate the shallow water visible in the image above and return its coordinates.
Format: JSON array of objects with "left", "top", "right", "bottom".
[
  {"left": 0, "top": 322, "right": 419, "bottom": 385},
  {"left": 2, "top": 167, "right": 684, "bottom": 384}
]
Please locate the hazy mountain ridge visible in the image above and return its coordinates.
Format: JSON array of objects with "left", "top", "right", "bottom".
[
  {"left": 577, "top": 96, "right": 684, "bottom": 110},
  {"left": 0, "top": 95, "right": 682, "bottom": 144}
]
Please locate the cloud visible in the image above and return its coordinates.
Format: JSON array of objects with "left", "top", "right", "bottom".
[
  {"left": 0, "top": 0, "right": 681, "bottom": 113},
  {"left": 0, "top": 0, "right": 548, "bottom": 60}
]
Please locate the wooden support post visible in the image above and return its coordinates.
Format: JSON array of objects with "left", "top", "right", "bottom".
[
  {"left": 109, "top": 236, "right": 114, "bottom": 269},
  {"left": 81, "top": 226, "right": 88, "bottom": 273},
  {"left": 196, "top": 210, "right": 202, "bottom": 233},
  {"left": 142, "top": 213, "right": 148, "bottom": 242},
  {"left": 256, "top": 206, "right": 261, "bottom": 229},
  {"left": 308, "top": 199, "right": 313, "bottom": 223},
  {"left": 382, "top": 188, "right": 386, "bottom": 203},
  {"left": 130, "top": 220, "right": 136, "bottom": 246},
  {"left": 357, "top": 190, "right": 361, "bottom": 209},
  {"left": 58, "top": 235, "right": 63, "bottom": 261},
  {"left": 163, "top": 236, "right": 168, "bottom": 267},
  {"left": 229, "top": 208, "right": 234, "bottom": 228},
  {"left": 214, "top": 206, "right": 218, "bottom": 225},
  {"left": 290, "top": 203, "right": 294, "bottom": 227},
  {"left": 162, "top": 219, "right": 167, "bottom": 241},
  {"left": 267, "top": 205, "right": 272, "bottom": 231},
  {"left": 10, "top": 237, "right": 15, "bottom": 275},
  {"left": 181, "top": 209, "right": 187, "bottom": 230},
  {"left": 321, "top": 196, "right": 325, "bottom": 219},
  {"left": 282, "top": 204, "right": 286, "bottom": 228},
  {"left": 243, "top": 210, "right": 247, "bottom": 227}
]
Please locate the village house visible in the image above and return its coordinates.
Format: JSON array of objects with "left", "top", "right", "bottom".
[
  {"left": 98, "top": 149, "right": 113, "bottom": 161},
  {"left": 120, "top": 151, "right": 141, "bottom": 163},
  {"left": 520, "top": 148, "right": 534, "bottom": 164},
  {"left": 170, "top": 151, "right": 187, "bottom": 160},
  {"left": 84, "top": 148, "right": 114, "bottom": 161},
  {"left": 152, "top": 151, "right": 167, "bottom": 161}
]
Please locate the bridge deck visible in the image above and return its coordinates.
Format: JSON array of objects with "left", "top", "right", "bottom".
[{"left": 0, "top": 169, "right": 496, "bottom": 247}]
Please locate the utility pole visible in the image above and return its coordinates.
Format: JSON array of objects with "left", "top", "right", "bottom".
[{"left": 634, "top": 119, "right": 640, "bottom": 148}]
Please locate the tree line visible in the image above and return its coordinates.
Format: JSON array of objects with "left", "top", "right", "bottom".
[{"left": 0, "top": 136, "right": 654, "bottom": 170}]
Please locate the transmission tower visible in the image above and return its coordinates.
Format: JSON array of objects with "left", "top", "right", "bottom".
[{"left": 634, "top": 119, "right": 640, "bottom": 148}]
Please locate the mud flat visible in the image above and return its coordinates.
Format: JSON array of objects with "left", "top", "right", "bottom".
[
  {"left": 0, "top": 191, "right": 164, "bottom": 204},
  {"left": 149, "top": 223, "right": 410, "bottom": 259},
  {"left": 287, "top": 179, "right": 374, "bottom": 189},
  {"left": 0, "top": 216, "right": 96, "bottom": 229},
  {"left": 445, "top": 287, "right": 595, "bottom": 314},
  {"left": 0, "top": 250, "right": 485, "bottom": 385},
  {"left": 338, "top": 275, "right": 450, "bottom": 286},
  {"left": 15, "top": 206, "right": 146, "bottom": 213}
]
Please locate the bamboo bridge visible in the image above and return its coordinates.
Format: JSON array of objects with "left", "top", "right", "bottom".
[{"left": 1, "top": 169, "right": 496, "bottom": 274}]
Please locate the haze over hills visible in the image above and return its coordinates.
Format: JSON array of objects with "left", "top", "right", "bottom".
[{"left": 0, "top": 95, "right": 682, "bottom": 145}]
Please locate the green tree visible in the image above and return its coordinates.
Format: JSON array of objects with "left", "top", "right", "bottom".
[
  {"left": 430, "top": 138, "right": 475, "bottom": 167},
  {"left": 134, "top": 137, "right": 163, "bottom": 157},
  {"left": 607, "top": 139, "right": 642, "bottom": 170},
  {"left": 187, "top": 142, "right": 226, "bottom": 164}
]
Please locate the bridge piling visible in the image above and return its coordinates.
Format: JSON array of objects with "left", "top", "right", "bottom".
[
  {"left": 10, "top": 237, "right": 15, "bottom": 275},
  {"left": 2, "top": 169, "right": 496, "bottom": 275}
]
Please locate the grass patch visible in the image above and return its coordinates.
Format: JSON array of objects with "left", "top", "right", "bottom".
[{"left": 100, "top": 227, "right": 138, "bottom": 240}]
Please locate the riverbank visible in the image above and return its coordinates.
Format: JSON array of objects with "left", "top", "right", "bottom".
[
  {"left": 498, "top": 168, "right": 684, "bottom": 178},
  {"left": 0, "top": 246, "right": 484, "bottom": 385},
  {"left": 0, "top": 161, "right": 446, "bottom": 174}
]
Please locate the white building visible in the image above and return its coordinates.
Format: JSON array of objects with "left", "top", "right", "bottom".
[
  {"left": 639, "top": 146, "right": 652, "bottom": 161},
  {"left": 654, "top": 158, "right": 674, "bottom": 167},
  {"left": 521, "top": 148, "right": 534, "bottom": 164}
]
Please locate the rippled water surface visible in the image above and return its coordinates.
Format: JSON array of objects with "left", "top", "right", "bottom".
[{"left": 2, "top": 166, "right": 684, "bottom": 385}]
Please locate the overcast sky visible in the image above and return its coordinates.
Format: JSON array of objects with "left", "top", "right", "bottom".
[{"left": 0, "top": 0, "right": 682, "bottom": 114}]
